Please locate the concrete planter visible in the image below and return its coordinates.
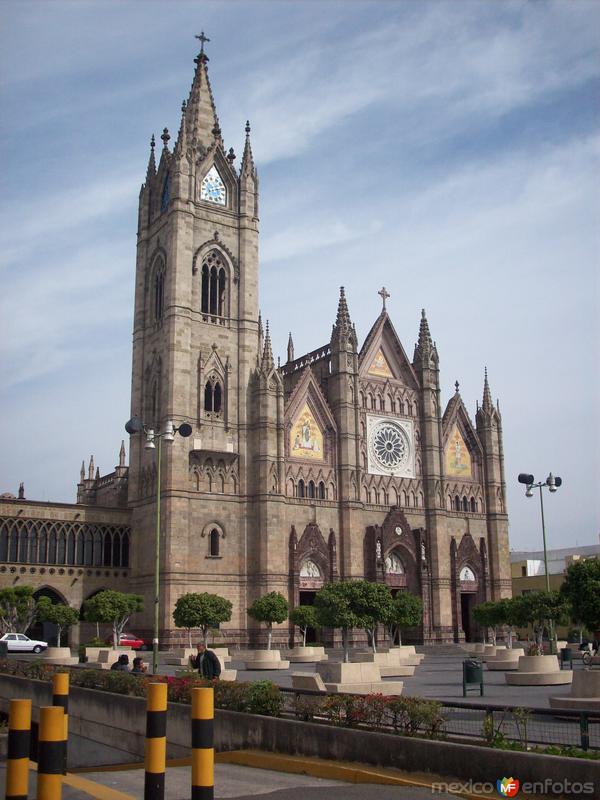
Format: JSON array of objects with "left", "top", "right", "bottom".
[
  {"left": 315, "top": 661, "right": 403, "bottom": 695},
  {"left": 350, "top": 651, "right": 415, "bottom": 676},
  {"left": 287, "top": 646, "right": 327, "bottom": 663},
  {"left": 40, "top": 647, "right": 79, "bottom": 665},
  {"left": 550, "top": 670, "right": 600, "bottom": 711},
  {"left": 242, "top": 650, "right": 290, "bottom": 670},
  {"left": 389, "top": 645, "right": 424, "bottom": 665},
  {"left": 486, "top": 648, "right": 524, "bottom": 671},
  {"left": 505, "top": 655, "right": 573, "bottom": 686}
]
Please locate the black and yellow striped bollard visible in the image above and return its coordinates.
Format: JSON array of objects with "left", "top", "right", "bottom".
[
  {"left": 6, "top": 698, "right": 32, "bottom": 800},
  {"left": 37, "top": 705, "right": 64, "bottom": 800},
  {"left": 52, "top": 672, "right": 69, "bottom": 774},
  {"left": 191, "top": 687, "right": 214, "bottom": 800},
  {"left": 144, "top": 682, "right": 167, "bottom": 800}
]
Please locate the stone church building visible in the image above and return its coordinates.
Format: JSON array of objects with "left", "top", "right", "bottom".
[{"left": 0, "top": 43, "right": 511, "bottom": 647}]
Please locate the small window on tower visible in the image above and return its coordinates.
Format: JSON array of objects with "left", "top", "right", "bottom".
[
  {"left": 209, "top": 528, "right": 220, "bottom": 557},
  {"left": 204, "top": 377, "right": 223, "bottom": 418},
  {"left": 161, "top": 176, "right": 170, "bottom": 212}
]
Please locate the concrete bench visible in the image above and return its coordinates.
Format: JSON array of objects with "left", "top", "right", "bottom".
[{"left": 291, "top": 673, "right": 327, "bottom": 692}]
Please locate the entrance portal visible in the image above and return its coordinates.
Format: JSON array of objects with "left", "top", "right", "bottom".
[
  {"left": 461, "top": 593, "right": 475, "bottom": 642},
  {"left": 299, "top": 590, "right": 317, "bottom": 643}
]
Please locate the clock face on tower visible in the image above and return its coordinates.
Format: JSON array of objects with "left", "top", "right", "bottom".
[
  {"left": 366, "top": 415, "right": 415, "bottom": 478},
  {"left": 200, "top": 165, "right": 226, "bottom": 205}
]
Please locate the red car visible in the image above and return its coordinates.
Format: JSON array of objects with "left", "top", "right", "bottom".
[{"left": 105, "top": 632, "right": 150, "bottom": 650}]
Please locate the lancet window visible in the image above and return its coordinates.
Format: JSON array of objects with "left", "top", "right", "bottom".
[
  {"left": 204, "top": 374, "right": 223, "bottom": 419},
  {"left": 201, "top": 251, "right": 228, "bottom": 321}
]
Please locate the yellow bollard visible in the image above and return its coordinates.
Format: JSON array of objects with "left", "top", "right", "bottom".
[
  {"left": 52, "top": 672, "right": 69, "bottom": 774},
  {"left": 144, "top": 682, "right": 167, "bottom": 800},
  {"left": 191, "top": 687, "right": 214, "bottom": 800},
  {"left": 37, "top": 706, "right": 64, "bottom": 800},
  {"left": 6, "top": 698, "right": 32, "bottom": 800}
]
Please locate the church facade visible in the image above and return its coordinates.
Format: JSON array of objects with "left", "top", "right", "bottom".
[{"left": 0, "top": 44, "right": 511, "bottom": 646}]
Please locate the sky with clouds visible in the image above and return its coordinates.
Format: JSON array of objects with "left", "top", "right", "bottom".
[{"left": 1, "top": 0, "right": 598, "bottom": 551}]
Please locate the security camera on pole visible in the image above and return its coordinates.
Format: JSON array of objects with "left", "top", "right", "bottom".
[
  {"left": 125, "top": 416, "right": 193, "bottom": 675},
  {"left": 517, "top": 471, "right": 563, "bottom": 654}
]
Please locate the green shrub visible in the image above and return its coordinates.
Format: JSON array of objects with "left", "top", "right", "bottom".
[{"left": 245, "top": 680, "right": 283, "bottom": 717}]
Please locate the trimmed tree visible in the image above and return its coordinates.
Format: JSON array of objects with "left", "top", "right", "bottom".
[
  {"left": 247, "top": 592, "right": 288, "bottom": 650},
  {"left": 517, "top": 591, "right": 570, "bottom": 651},
  {"left": 173, "top": 592, "right": 233, "bottom": 647},
  {"left": 349, "top": 580, "right": 394, "bottom": 653},
  {"left": 0, "top": 586, "right": 38, "bottom": 634},
  {"left": 82, "top": 590, "right": 144, "bottom": 649},
  {"left": 314, "top": 581, "right": 361, "bottom": 662},
  {"left": 313, "top": 580, "right": 392, "bottom": 661},
  {"left": 560, "top": 558, "right": 600, "bottom": 635},
  {"left": 36, "top": 598, "right": 79, "bottom": 648},
  {"left": 473, "top": 600, "right": 506, "bottom": 645},
  {"left": 289, "top": 605, "right": 318, "bottom": 647},
  {"left": 384, "top": 592, "right": 423, "bottom": 646}
]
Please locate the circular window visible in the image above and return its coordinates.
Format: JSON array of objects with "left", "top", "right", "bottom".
[{"left": 370, "top": 421, "right": 410, "bottom": 471}]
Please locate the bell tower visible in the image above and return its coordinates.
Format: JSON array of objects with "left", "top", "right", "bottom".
[{"left": 128, "top": 37, "right": 260, "bottom": 640}]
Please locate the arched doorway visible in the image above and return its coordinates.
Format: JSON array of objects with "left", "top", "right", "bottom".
[
  {"left": 29, "top": 587, "right": 68, "bottom": 647},
  {"left": 298, "top": 558, "right": 324, "bottom": 643},
  {"left": 458, "top": 565, "right": 478, "bottom": 642}
]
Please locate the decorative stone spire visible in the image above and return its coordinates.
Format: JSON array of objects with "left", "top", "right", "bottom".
[
  {"left": 80, "top": 461, "right": 86, "bottom": 483},
  {"left": 95, "top": 467, "right": 100, "bottom": 480},
  {"left": 178, "top": 34, "right": 222, "bottom": 153},
  {"left": 88, "top": 455, "right": 95, "bottom": 481},
  {"left": 482, "top": 367, "right": 493, "bottom": 412},
  {"left": 119, "top": 440, "right": 126, "bottom": 468},
  {"left": 258, "top": 311, "right": 264, "bottom": 364},
  {"left": 287, "top": 332, "right": 295, "bottom": 363},
  {"left": 413, "top": 308, "right": 437, "bottom": 365},
  {"left": 261, "top": 321, "right": 274, "bottom": 372},
  {"left": 240, "top": 120, "right": 256, "bottom": 177},
  {"left": 18, "top": 482, "right": 24, "bottom": 500},
  {"left": 331, "top": 286, "right": 356, "bottom": 351},
  {"left": 146, "top": 134, "right": 156, "bottom": 180},
  {"left": 161, "top": 127, "right": 170, "bottom": 151}
]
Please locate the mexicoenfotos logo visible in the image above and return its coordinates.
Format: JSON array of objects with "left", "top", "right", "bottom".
[{"left": 496, "top": 777, "right": 520, "bottom": 797}]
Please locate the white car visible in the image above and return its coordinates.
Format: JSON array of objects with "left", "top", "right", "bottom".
[{"left": 0, "top": 633, "right": 48, "bottom": 654}]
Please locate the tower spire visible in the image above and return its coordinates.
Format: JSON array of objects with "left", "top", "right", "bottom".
[
  {"left": 119, "top": 440, "right": 126, "bottom": 468},
  {"left": 178, "top": 34, "right": 222, "bottom": 153},
  {"left": 88, "top": 455, "right": 94, "bottom": 481},
  {"left": 331, "top": 286, "right": 356, "bottom": 351},
  {"left": 482, "top": 366, "right": 493, "bottom": 411},
  {"left": 241, "top": 120, "right": 256, "bottom": 177},
  {"left": 287, "top": 332, "right": 295, "bottom": 363},
  {"left": 261, "top": 321, "right": 274, "bottom": 372},
  {"left": 80, "top": 460, "right": 86, "bottom": 483},
  {"left": 146, "top": 134, "right": 156, "bottom": 180}
]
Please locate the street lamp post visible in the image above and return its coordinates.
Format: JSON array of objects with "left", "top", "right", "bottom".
[
  {"left": 126, "top": 416, "right": 192, "bottom": 674},
  {"left": 517, "top": 471, "right": 563, "bottom": 653}
]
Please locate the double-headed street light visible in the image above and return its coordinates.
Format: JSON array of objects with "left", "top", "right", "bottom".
[
  {"left": 125, "top": 416, "right": 192, "bottom": 674},
  {"left": 517, "top": 471, "right": 563, "bottom": 653}
]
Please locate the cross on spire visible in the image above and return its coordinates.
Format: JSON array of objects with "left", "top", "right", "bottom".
[
  {"left": 378, "top": 286, "right": 390, "bottom": 311},
  {"left": 195, "top": 31, "right": 210, "bottom": 55}
]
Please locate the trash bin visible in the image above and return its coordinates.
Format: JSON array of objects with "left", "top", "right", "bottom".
[
  {"left": 560, "top": 647, "right": 573, "bottom": 670},
  {"left": 463, "top": 658, "right": 484, "bottom": 697}
]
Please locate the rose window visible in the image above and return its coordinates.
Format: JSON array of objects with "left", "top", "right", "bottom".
[{"left": 370, "top": 422, "right": 409, "bottom": 470}]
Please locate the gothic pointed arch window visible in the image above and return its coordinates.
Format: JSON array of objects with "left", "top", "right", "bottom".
[
  {"left": 298, "top": 479, "right": 305, "bottom": 498},
  {"left": 200, "top": 250, "right": 229, "bottom": 322},
  {"left": 204, "top": 373, "right": 223, "bottom": 419},
  {"left": 307, "top": 480, "right": 315, "bottom": 499},
  {"left": 0, "top": 523, "right": 7, "bottom": 561},
  {"left": 154, "top": 263, "right": 165, "bottom": 322},
  {"left": 209, "top": 528, "right": 220, "bottom": 557},
  {"left": 318, "top": 481, "right": 326, "bottom": 499},
  {"left": 454, "top": 495, "right": 461, "bottom": 511},
  {"left": 470, "top": 497, "right": 477, "bottom": 513},
  {"left": 160, "top": 175, "right": 170, "bottom": 213}
]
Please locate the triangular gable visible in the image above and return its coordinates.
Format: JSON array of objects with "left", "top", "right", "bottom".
[
  {"left": 442, "top": 393, "right": 483, "bottom": 475},
  {"left": 359, "top": 313, "right": 420, "bottom": 389},
  {"left": 285, "top": 367, "right": 337, "bottom": 462},
  {"left": 367, "top": 348, "right": 394, "bottom": 378}
]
